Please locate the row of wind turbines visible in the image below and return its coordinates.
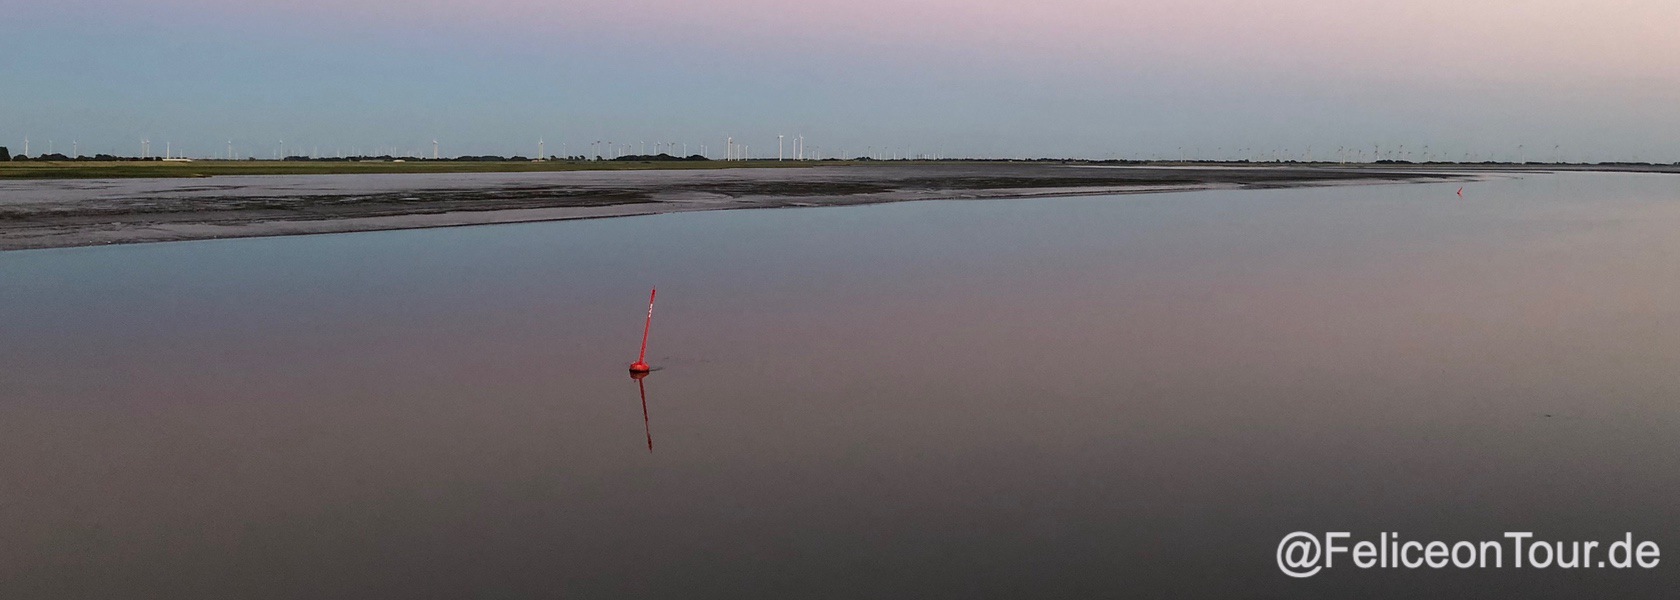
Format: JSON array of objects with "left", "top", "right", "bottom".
[
  {"left": 1140, "top": 144, "right": 1574, "bottom": 164},
  {"left": 10, "top": 137, "right": 92, "bottom": 159},
  {"left": 579, "top": 134, "right": 835, "bottom": 161},
  {"left": 120, "top": 136, "right": 839, "bottom": 161},
  {"left": 378, "top": 134, "right": 937, "bottom": 162},
  {"left": 5, "top": 135, "right": 1629, "bottom": 164}
]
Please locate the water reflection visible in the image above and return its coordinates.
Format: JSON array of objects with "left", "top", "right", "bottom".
[
  {"left": 6, "top": 173, "right": 1680, "bottom": 598},
  {"left": 632, "top": 371, "right": 653, "bottom": 452}
]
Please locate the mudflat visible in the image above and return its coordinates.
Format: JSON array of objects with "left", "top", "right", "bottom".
[{"left": 0, "top": 163, "right": 1463, "bottom": 250}]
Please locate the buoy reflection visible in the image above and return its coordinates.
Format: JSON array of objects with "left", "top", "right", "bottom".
[{"left": 632, "top": 370, "right": 652, "bottom": 452}]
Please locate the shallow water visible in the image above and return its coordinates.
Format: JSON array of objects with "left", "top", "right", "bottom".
[{"left": 3, "top": 172, "right": 1679, "bottom": 598}]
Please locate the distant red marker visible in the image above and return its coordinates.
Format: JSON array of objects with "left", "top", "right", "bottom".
[
  {"left": 1457, "top": 186, "right": 1464, "bottom": 197},
  {"left": 629, "top": 288, "right": 656, "bottom": 374}
]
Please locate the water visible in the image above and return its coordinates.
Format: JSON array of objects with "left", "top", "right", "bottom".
[{"left": 2, "top": 172, "right": 1678, "bottom": 598}]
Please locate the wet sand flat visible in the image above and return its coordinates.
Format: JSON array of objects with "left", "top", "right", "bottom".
[{"left": 0, "top": 164, "right": 1460, "bottom": 251}]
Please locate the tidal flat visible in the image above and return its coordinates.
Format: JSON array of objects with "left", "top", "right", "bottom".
[{"left": 0, "top": 163, "right": 1464, "bottom": 250}]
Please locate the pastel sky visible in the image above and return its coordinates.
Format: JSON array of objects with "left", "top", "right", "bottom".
[{"left": 4, "top": 0, "right": 1677, "bottom": 160}]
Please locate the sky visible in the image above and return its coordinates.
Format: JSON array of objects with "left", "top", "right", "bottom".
[{"left": 2, "top": 0, "right": 1677, "bottom": 161}]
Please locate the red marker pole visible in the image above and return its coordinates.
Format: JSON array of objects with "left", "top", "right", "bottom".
[{"left": 629, "top": 288, "right": 656, "bottom": 373}]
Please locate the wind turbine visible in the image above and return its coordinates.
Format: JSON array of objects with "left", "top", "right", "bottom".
[
  {"left": 778, "top": 135, "right": 784, "bottom": 161},
  {"left": 433, "top": 140, "right": 439, "bottom": 160}
]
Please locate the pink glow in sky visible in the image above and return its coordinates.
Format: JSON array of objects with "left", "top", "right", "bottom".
[
  {"left": 89, "top": 0, "right": 1680, "bottom": 82},
  {"left": 8, "top": 0, "right": 1679, "bottom": 159}
]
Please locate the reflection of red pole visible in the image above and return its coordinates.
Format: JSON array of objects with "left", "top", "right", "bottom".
[
  {"left": 629, "top": 288, "right": 656, "bottom": 373},
  {"left": 638, "top": 377, "right": 652, "bottom": 452}
]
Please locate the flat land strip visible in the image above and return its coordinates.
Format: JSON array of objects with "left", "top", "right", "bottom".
[{"left": 0, "top": 162, "right": 1494, "bottom": 251}]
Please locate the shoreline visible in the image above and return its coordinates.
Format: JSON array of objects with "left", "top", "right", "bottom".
[
  {"left": 2, "top": 158, "right": 1676, "bottom": 182},
  {"left": 0, "top": 164, "right": 1479, "bottom": 251}
]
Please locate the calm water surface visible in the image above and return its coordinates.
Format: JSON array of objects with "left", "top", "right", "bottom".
[{"left": 3, "top": 172, "right": 1679, "bottom": 598}]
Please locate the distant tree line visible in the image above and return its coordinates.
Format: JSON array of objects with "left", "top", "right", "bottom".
[
  {"left": 454, "top": 155, "right": 532, "bottom": 162},
  {"left": 610, "top": 153, "right": 710, "bottom": 162},
  {"left": 9, "top": 153, "right": 158, "bottom": 162},
  {"left": 2, "top": 147, "right": 1673, "bottom": 167},
  {"left": 268, "top": 154, "right": 703, "bottom": 162}
]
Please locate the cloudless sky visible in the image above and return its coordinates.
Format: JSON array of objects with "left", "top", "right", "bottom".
[{"left": 3, "top": 0, "right": 1676, "bottom": 161}]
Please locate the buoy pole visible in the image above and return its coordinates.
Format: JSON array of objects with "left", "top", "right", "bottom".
[{"left": 629, "top": 288, "right": 656, "bottom": 373}]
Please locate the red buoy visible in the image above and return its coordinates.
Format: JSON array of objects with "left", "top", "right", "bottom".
[{"left": 629, "top": 288, "right": 656, "bottom": 373}]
